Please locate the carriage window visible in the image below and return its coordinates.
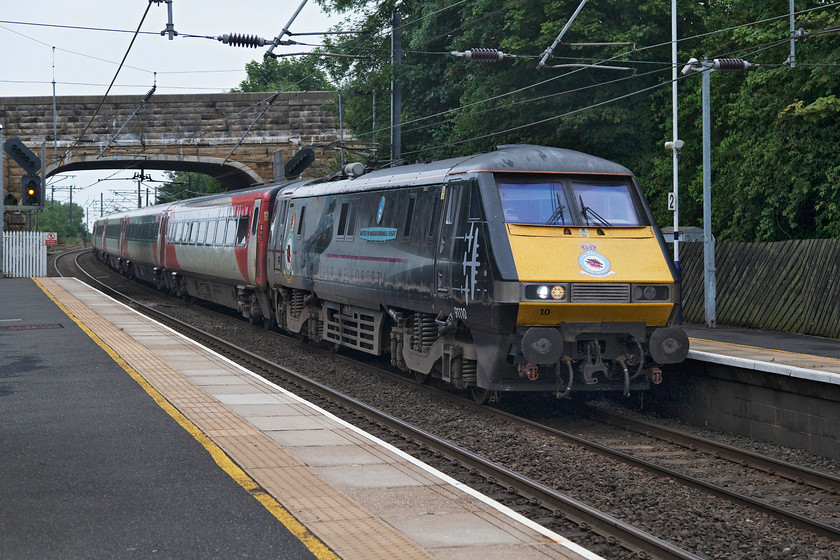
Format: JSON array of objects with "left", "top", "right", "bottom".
[
  {"left": 196, "top": 221, "right": 207, "bottom": 245},
  {"left": 225, "top": 218, "right": 237, "bottom": 245},
  {"left": 205, "top": 221, "right": 216, "bottom": 245},
  {"left": 251, "top": 210, "right": 260, "bottom": 236},
  {"left": 235, "top": 215, "right": 250, "bottom": 246},
  {"left": 189, "top": 221, "right": 199, "bottom": 244},
  {"left": 214, "top": 219, "right": 227, "bottom": 245}
]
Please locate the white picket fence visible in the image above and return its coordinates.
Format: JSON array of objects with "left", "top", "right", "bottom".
[{"left": 3, "top": 231, "right": 47, "bottom": 277}]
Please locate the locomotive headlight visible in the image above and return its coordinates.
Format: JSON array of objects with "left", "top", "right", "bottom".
[
  {"left": 631, "top": 284, "right": 672, "bottom": 302},
  {"left": 524, "top": 284, "right": 569, "bottom": 301}
]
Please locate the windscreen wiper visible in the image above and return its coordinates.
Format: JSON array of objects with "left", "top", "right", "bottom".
[
  {"left": 546, "top": 193, "right": 566, "bottom": 225},
  {"left": 579, "top": 195, "right": 612, "bottom": 227}
]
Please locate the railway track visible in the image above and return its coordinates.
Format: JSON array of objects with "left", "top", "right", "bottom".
[
  {"left": 58, "top": 250, "right": 703, "bottom": 560},
  {"left": 56, "top": 250, "right": 840, "bottom": 558}
]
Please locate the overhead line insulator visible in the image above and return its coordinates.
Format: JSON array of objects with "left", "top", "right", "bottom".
[
  {"left": 218, "top": 33, "right": 271, "bottom": 48},
  {"left": 712, "top": 58, "right": 756, "bottom": 71},
  {"left": 450, "top": 48, "right": 514, "bottom": 62},
  {"left": 142, "top": 85, "right": 156, "bottom": 103}
]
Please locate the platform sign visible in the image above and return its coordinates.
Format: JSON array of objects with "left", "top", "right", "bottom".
[{"left": 45, "top": 232, "right": 58, "bottom": 246}]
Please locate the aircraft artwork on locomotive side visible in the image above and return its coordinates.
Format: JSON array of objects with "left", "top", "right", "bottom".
[{"left": 93, "top": 145, "right": 688, "bottom": 402}]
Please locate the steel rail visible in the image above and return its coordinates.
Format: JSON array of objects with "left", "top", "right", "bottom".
[
  {"left": 591, "top": 408, "right": 840, "bottom": 494},
  {"left": 473, "top": 400, "right": 840, "bottom": 541}
]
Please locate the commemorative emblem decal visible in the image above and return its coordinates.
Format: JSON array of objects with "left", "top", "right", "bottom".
[
  {"left": 578, "top": 242, "right": 615, "bottom": 277},
  {"left": 283, "top": 213, "right": 296, "bottom": 279},
  {"left": 376, "top": 196, "right": 385, "bottom": 224}
]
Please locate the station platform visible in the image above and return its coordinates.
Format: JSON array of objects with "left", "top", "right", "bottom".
[
  {"left": 683, "top": 323, "right": 840, "bottom": 385},
  {"left": 0, "top": 277, "right": 596, "bottom": 560}
]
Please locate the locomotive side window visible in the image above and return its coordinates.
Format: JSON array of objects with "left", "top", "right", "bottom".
[
  {"left": 336, "top": 200, "right": 357, "bottom": 241},
  {"left": 468, "top": 182, "right": 481, "bottom": 222},
  {"left": 402, "top": 196, "right": 416, "bottom": 239},
  {"left": 427, "top": 188, "right": 442, "bottom": 239},
  {"left": 445, "top": 185, "right": 461, "bottom": 225},
  {"left": 296, "top": 206, "right": 306, "bottom": 239}
]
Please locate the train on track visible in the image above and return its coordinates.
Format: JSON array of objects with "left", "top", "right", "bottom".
[{"left": 92, "top": 144, "right": 688, "bottom": 402}]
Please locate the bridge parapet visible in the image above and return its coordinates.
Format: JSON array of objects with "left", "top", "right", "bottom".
[{"left": 1, "top": 91, "right": 345, "bottom": 219}]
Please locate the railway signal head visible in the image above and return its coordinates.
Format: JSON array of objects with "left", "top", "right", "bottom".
[{"left": 22, "top": 175, "right": 42, "bottom": 206}]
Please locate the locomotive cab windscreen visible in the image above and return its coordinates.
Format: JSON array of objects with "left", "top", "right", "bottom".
[{"left": 497, "top": 178, "right": 648, "bottom": 228}]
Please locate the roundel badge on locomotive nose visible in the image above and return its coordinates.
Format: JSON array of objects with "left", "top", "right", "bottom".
[
  {"left": 578, "top": 242, "right": 616, "bottom": 277},
  {"left": 376, "top": 196, "right": 385, "bottom": 224}
]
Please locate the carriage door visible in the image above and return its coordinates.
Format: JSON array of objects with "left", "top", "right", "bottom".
[
  {"left": 247, "top": 198, "right": 262, "bottom": 284},
  {"left": 157, "top": 212, "right": 168, "bottom": 266},
  {"left": 434, "top": 181, "right": 464, "bottom": 296}
]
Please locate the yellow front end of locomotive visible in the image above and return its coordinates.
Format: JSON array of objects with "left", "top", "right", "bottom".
[{"left": 507, "top": 225, "right": 677, "bottom": 327}]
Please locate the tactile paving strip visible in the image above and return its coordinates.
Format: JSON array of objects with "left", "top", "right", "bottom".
[{"left": 38, "top": 278, "right": 435, "bottom": 560}]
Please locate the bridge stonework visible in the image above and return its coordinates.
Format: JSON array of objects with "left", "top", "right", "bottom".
[{"left": 2, "top": 91, "right": 343, "bottom": 229}]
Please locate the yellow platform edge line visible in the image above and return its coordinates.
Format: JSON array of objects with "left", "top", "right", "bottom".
[{"left": 33, "top": 278, "right": 340, "bottom": 560}]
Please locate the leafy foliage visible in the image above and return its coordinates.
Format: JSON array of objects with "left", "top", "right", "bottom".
[
  {"left": 233, "top": 56, "right": 334, "bottom": 92},
  {"left": 38, "top": 201, "right": 87, "bottom": 245},
  {"left": 304, "top": 1, "right": 840, "bottom": 241}
]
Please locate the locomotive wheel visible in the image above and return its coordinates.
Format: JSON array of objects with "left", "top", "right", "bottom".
[
  {"left": 470, "top": 387, "right": 492, "bottom": 405},
  {"left": 412, "top": 370, "right": 430, "bottom": 384}
]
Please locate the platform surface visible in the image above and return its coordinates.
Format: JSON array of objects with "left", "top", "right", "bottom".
[
  {"left": 683, "top": 323, "right": 840, "bottom": 385},
  {"left": 1, "top": 277, "right": 596, "bottom": 560}
]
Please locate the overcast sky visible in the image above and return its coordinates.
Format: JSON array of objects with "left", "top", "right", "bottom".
[{"left": 1, "top": 1, "right": 343, "bottom": 227}]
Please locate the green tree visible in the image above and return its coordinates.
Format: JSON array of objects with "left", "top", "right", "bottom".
[
  {"left": 38, "top": 201, "right": 86, "bottom": 244},
  {"left": 669, "top": 1, "right": 840, "bottom": 241},
  {"left": 314, "top": 0, "right": 840, "bottom": 240},
  {"left": 234, "top": 56, "right": 334, "bottom": 92},
  {"left": 157, "top": 172, "right": 226, "bottom": 203}
]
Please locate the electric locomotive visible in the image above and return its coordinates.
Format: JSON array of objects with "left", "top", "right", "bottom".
[
  {"left": 92, "top": 144, "right": 688, "bottom": 402},
  {"left": 267, "top": 145, "right": 687, "bottom": 402}
]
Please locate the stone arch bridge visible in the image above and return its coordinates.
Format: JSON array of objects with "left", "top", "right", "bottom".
[{"left": 2, "top": 91, "right": 347, "bottom": 227}]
